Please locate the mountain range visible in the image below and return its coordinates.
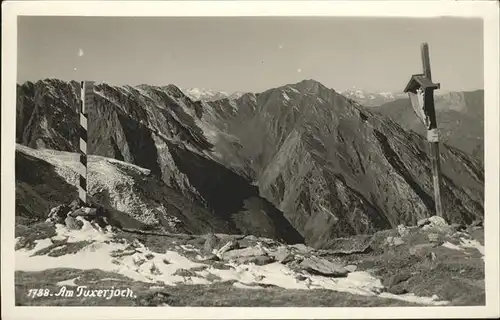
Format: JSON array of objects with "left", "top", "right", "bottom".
[
  {"left": 15, "top": 78, "right": 484, "bottom": 249},
  {"left": 180, "top": 87, "right": 484, "bottom": 163},
  {"left": 180, "top": 87, "right": 406, "bottom": 106}
]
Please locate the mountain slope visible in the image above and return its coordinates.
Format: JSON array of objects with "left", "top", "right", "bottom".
[
  {"left": 16, "top": 79, "right": 484, "bottom": 248},
  {"left": 201, "top": 80, "right": 483, "bottom": 247}
]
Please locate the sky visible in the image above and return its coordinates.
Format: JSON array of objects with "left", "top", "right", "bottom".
[{"left": 17, "top": 16, "right": 483, "bottom": 93}]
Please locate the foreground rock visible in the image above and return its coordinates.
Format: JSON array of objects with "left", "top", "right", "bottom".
[
  {"left": 320, "top": 235, "right": 374, "bottom": 255},
  {"left": 421, "top": 216, "right": 452, "bottom": 234},
  {"left": 220, "top": 246, "right": 275, "bottom": 265},
  {"left": 298, "top": 257, "right": 349, "bottom": 277},
  {"left": 64, "top": 216, "right": 84, "bottom": 230},
  {"left": 46, "top": 201, "right": 112, "bottom": 230},
  {"left": 269, "top": 246, "right": 295, "bottom": 264},
  {"left": 46, "top": 204, "right": 71, "bottom": 224},
  {"left": 203, "top": 233, "right": 219, "bottom": 254}
]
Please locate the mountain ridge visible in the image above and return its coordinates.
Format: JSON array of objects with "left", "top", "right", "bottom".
[{"left": 15, "top": 78, "right": 484, "bottom": 248}]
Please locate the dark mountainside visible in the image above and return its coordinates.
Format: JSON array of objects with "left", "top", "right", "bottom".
[
  {"left": 373, "top": 90, "right": 484, "bottom": 163},
  {"left": 15, "top": 79, "right": 484, "bottom": 248}
]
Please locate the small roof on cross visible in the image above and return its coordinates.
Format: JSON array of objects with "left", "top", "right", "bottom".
[{"left": 404, "top": 74, "right": 440, "bottom": 93}]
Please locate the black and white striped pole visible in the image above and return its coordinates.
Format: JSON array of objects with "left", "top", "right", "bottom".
[{"left": 78, "top": 81, "right": 93, "bottom": 206}]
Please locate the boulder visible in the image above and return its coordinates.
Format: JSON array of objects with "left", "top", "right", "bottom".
[
  {"left": 422, "top": 215, "right": 452, "bottom": 234},
  {"left": 450, "top": 223, "right": 467, "bottom": 233},
  {"left": 321, "top": 235, "right": 373, "bottom": 255},
  {"left": 429, "top": 252, "right": 437, "bottom": 261},
  {"left": 237, "top": 237, "right": 257, "bottom": 249},
  {"left": 235, "top": 255, "right": 275, "bottom": 266},
  {"left": 211, "top": 262, "right": 232, "bottom": 270},
  {"left": 68, "top": 200, "right": 81, "bottom": 211},
  {"left": 68, "top": 207, "right": 98, "bottom": 218},
  {"left": 243, "top": 235, "right": 259, "bottom": 242},
  {"left": 417, "top": 217, "right": 431, "bottom": 227},
  {"left": 409, "top": 243, "right": 434, "bottom": 258},
  {"left": 64, "top": 216, "right": 84, "bottom": 230},
  {"left": 383, "top": 272, "right": 411, "bottom": 288},
  {"left": 216, "top": 240, "right": 239, "bottom": 258},
  {"left": 385, "top": 236, "right": 404, "bottom": 247},
  {"left": 222, "top": 246, "right": 267, "bottom": 261},
  {"left": 93, "top": 216, "right": 111, "bottom": 229},
  {"left": 203, "top": 233, "right": 220, "bottom": 254},
  {"left": 257, "top": 237, "right": 281, "bottom": 248},
  {"left": 298, "top": 256, "right": 349, "bottom": 277},
  {"left": 471, "top": 219, "right": 483, "bottom": 228},
  {"left": 344, "top": 265, "right": 358, "bottom": 272},
  {"left": 427, "top": 233, "right": 441, "bottom": 244},
  {"left": 198, "top": 254, "right": 220, "bottom": 263},
  {"left": 387, "top": 286, "right": 409, "bottom": 295},
  {"left": 187, "top": 237, "right": 206, "bottom": 247},
  {"left": 173, "top": 268, "right": 197, "bottom": 278},
  {"left": 110, "top": 249, "right": 137, "bottom": 258},
  {"left": 397, "top": 224, "right": 410, "bottom": 237},
  {"left": 295, "top": 274, "right": 308, "bottom": 281},
  {"left": 428, "top": 216, "right": 448, "bottom": 227},
  {"left": 289, "top": 243, "right": 311, "bottom": 254},
  {"left": 46, "top": 204, "right": 71, "bottom": 224},
  {"left": 269, "top": 246, "right": 295, "bottom": 264},
  {"left": 135, "top": 291, "right": 172, "bottom": 307}
]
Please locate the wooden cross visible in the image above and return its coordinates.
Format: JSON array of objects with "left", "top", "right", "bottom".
[{"left": 404, "top": 43, "right": 444, "bottom": 219}]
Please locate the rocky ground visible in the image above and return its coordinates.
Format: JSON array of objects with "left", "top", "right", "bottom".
[{"left": 15, "top": 204, "right": 484, "bottom": 307}]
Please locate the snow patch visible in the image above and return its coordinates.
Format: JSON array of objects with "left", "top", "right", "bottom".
[
  {"left": 181, "top": 88, "right": 244, "bottom": 102},
  {"left": 16, "top": 239, "right": 126, "bottom": 273},
  {"left": 460, "top": 238, "right": 484, "bottom": 255},
  {"left": 57, "top": 277, "right": 80, "bottom": 287},
  {"left": 442, "top": 241, "right": 463, "bottom": 251},
  {"left": 228, "top": 100, "right": 239, "bottom": 113},
  {"left": 379, "top": 292, "right": 448, "bottom": 306},
  {"left": 52, "top": 219, "right": 115, "bottom": 243},
  {"left": 379, "top": 92, "right": 395, "bottom": 99},
  {"left": 282, "top": 92, "right": 291, "bottom": 102},
  {"left": 40, "top": 117, "right": 50, "bottom": 131}
]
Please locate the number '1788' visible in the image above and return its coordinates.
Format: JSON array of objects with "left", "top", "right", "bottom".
[{"left": 27, "top": 288, "right": 73, "bottom": 298}]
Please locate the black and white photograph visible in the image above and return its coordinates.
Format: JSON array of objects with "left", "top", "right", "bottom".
[{"left": 2, "top": 1, "right": 499, "bottom": 319}]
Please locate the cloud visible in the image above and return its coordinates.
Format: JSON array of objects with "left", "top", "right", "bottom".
[{"left": 78, "top": 48, "right": 84, "bottom": 57}]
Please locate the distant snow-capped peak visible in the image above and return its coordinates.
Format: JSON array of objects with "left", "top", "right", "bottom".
[
  {"left": 340, "top": 88, "right": 407, "bottom": 107},
  {"left": 181, "top": 87, "right": 245, "bottom": 102}
]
